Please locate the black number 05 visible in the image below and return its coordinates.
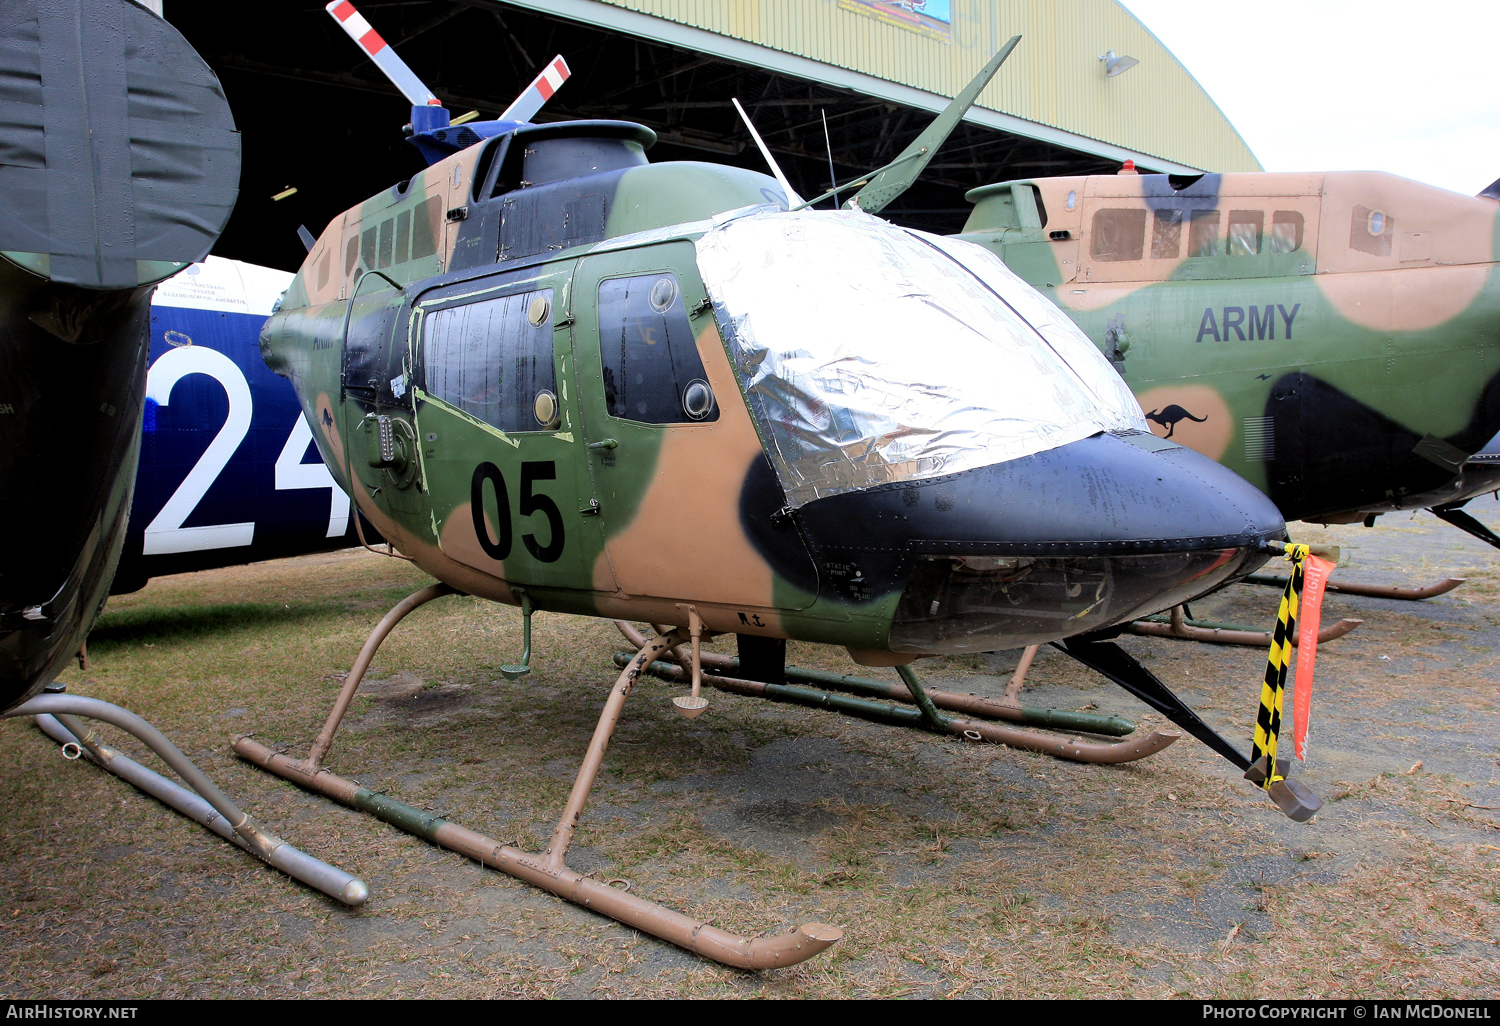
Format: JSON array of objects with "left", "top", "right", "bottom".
[{"left": 470, "top": 460, "right": 565, "bottom": 563}]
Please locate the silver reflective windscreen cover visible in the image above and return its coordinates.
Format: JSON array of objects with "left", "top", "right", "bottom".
[{"left": 695, "top": 209, "right": 1146, "bottom": 507}]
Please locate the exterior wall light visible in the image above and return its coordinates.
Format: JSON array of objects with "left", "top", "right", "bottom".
[{"left": 1099, "top": 49, "right": 1139, "bottom": 77}]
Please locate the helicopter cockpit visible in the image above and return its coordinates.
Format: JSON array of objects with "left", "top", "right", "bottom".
[{"left": 695, "top": 208, "right": 1282, "bottom": 652}]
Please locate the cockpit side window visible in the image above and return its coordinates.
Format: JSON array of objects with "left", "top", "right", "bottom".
[
  {"left": 1188, "top": 209, "right": 1221, "bottom": 257},
  {"left": 1089, "top": 208, "right": 1146, "bottom": 262},
  {"left": 1151, "top": 209, "right": 1182, "bottom": 258},
  {"left": 423, "top": 288, "right": 557, "bottom": 433},
  {"left": 1028, "top": 184, "right": 1048, "bottom": 228},
  {"left": 1271, "top": 210, "right": 1305, "bottom": 254},
  {"left": 598, "top": 272, "right": 718, "bottom": 425},
  {"left": 1227, "top": 210, "right": 1264, "bottom": 256}
]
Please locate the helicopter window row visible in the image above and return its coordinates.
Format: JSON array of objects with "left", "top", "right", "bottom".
[
  {"left": 598, "top": 273, "right": 718, "bottom": 425},
  {"left": 344, "top": 196, "right": 443, "bottom": 280},
  {"left": 423, "top": 288, "right": 558, "bottom": 434},
  {"left": 1091, "top": 207, "right": 1306, "bottom": 261}
]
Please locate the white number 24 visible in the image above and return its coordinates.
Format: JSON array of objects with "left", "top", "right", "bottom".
[{"left": 141, "top": 345, "right": 349, "bottom": 556}]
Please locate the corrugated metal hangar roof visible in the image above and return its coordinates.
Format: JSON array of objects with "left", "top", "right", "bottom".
[
  {"left": 529, "top": 0, "right": 1260, "bottom": 175},
  {"left": 171, "top": 0, "right": 1257, "bottom": 270}
]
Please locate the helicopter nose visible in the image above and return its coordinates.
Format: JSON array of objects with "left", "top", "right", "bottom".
[{"left": 788, "top": 431, "right": 1286, "bottom": 654}]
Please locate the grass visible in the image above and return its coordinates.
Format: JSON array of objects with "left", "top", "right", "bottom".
[{"left": 0, "top": 530, "right": 1497, "bottom": 998}]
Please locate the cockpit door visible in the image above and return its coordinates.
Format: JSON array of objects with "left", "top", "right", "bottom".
[
  {"left": 569, "top": 241, "right": 818, "bottom": 612},
  {"left": 412, "top": 260, "right": 615, "bottom": 601}
]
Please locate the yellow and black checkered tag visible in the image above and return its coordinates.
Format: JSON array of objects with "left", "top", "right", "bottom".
[{"left": 1252, "top": 544, "right": 1309, "bottom": 788}]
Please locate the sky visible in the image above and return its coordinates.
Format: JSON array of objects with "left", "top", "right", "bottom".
[{"left": 1118, "top": 1, "right": 1500, "bottom": 196}]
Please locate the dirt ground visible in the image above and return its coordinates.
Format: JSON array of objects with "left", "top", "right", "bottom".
[{"left": 2, "top": 498, "right": 1499, "bottom": 999}]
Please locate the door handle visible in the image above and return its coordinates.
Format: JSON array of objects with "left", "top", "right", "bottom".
[{"left": 587, "top": 438, "right": 618, "bottom": 450}]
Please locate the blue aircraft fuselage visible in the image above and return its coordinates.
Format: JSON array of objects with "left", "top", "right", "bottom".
[{"left": 111, "top": 258, "right": 364, "bottom": 593}]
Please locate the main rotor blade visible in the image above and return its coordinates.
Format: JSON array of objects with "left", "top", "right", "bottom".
[
  {"left": 849, "top": 34, "right": 1021, "bottom": 214},
  {"left": 731, "top": 97, "right": 805, "bottom": 208},
  {"left": 499, "top": 55, "right": 572, "bottom": 124},
  {"left": 325, "top": 0, "right": 438, "bottom": 107}
]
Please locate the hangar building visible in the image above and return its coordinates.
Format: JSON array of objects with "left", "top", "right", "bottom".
[{"left": 167, "top": 0, "right": 1260, "bottom": 271}]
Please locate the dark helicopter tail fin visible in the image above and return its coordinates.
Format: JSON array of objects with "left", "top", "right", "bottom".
[{"left": 848, "top": 34, "right": 1022, "bottom": 214}]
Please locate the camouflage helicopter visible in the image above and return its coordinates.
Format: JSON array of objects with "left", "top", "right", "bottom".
[
  {"left": 239, "top": 3, "right": 1295, "bottom": 968},
  {"left": 952, "top": 168, "right": 1500, "bottom": 565}
]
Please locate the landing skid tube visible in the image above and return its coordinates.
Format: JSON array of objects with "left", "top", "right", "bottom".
[
  {"left": 1125, "top": 604, "right": 1363, "bottom": 647},
  {"left": 613, "top": 622, "right": 1179, "bottom": 763},
  {"left": 614, "top": 653, "right": 1179, "bottom": 764},
  {"left": 1241, "top": 573, "right": 1465, "bottom": 601},
  {"left": 1432, "top": 504, "right": 1500, "bottom": 550},
  {"left": 613, "top": 622, "right": 1139, "bottom": 738},
  {"left": 233, "top": 586, "right": 841, "bottom": 970},
  {"left": 11, "top": 693, "right": 367, "bottom": 905}
]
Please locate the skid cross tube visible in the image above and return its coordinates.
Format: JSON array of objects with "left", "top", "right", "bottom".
[
  {"left": 1054, "top": 639, "right": 1251, "bottom": 771},
  {"left": 307, "top": 582, "right": 457, "bottom": 769},
  {"left": 235, "top": 609, "right": 842, "bottom": 969}
]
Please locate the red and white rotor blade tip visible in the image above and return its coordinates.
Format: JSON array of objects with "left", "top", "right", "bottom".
[
  {"left": 325, "top": 0, "right": 439, "bottom": 107},
  {"left": 499, "top": 55, "right": 571, "bottom": 124}
]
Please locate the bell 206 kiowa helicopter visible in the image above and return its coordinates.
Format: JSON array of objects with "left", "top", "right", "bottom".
[
  {"left": 237, "top": 3, "right": 1295, "bottom": 968},
  {"left": 953, "top": 169, "right": 1500, "bottom": 556}
]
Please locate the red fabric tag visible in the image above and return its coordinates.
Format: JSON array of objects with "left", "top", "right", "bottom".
[{"left": 1292, "top": 554, "right": 1336, "bottom": 760}]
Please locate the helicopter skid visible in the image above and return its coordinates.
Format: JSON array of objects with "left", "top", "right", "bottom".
[
  {"left": 12, "top": 694, "right": 367, "bottom": 906},
  {"left": 234, "top": 625, "right": 842, "bottom": 970},
  {"left": 1125, "top": 606, "right": 1364, "bottom": 647},
  {"left": 618, "top": 650, "right": 1180, "bottom": 765},
  {"left": 613, "top": 621, "right": 1138, "bottom": 737},
  {"left": 1242, "top": 573, "right": 1466, "bottom": 601}
]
